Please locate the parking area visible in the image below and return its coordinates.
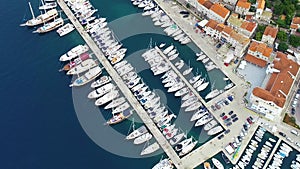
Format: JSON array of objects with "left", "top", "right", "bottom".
[{"left": 290, "top": 88, "right": 300, "bottom": 125}]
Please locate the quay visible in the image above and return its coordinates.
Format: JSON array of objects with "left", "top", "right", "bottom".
[{"left": 56, "top": 1, "right": 183, "bottom": 168}]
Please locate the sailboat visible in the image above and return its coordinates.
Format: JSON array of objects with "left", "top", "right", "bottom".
[
  {"left": 33, "top": 17, "right": 64, "bottom": 33},
  {"left": 20, "top": 3, "right": 58, "bottom": 27},
  {"left": 140, "top": 142, "right": 160, "bottom": 156},
  {"left": 182, "top": 61, "right": 193, "bottom": 76}
]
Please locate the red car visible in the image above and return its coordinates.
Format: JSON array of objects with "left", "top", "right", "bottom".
[{"left": 222, "top": 115, "right": 228, "bottom": 120}]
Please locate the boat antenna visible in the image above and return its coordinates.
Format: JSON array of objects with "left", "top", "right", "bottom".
[{"left": 126, "top": 118, "right": 135, "bottom": 137}]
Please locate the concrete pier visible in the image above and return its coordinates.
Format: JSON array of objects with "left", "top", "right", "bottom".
[{"left": 57, "top": 1, "right": 182, "bottom": 168}]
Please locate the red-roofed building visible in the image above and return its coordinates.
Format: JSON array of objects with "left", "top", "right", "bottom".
[
  {"left": 207, "top": 3, "right": 230, "bottom": 23},
  {"left": 235, "top": 0, "right": 251, "bottom": 15},
  {"left": 290, "top": 17, "right": 300, "bottom": 34},
  {"left": 245, "top": 41, "right": 273, "bottom": 67},
  {"left": 262, "top": 26, "right": 278, "bottom": 46},
  {"left": 256, "top": 0, "right": 265, "bottom": 18},
  {"left": 223, "top": 0, "right": 238, "bottom": 5},
  {"left": 250, "top": 52, "right": 300, "bottom": 117}
]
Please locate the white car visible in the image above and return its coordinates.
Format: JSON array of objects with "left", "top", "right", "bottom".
[
  {"left": 286, "top": 137, "right": 294, "bottom": 143},
  {"left": 295, "top": 142, "right": 300, "bottom": 148}
]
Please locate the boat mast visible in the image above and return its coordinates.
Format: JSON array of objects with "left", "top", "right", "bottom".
[{"left": 28, "top": 2, "right": 35, "bottom": 19}]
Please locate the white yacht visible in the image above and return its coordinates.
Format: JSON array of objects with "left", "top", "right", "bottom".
[
  {"left": 193, "top": 78, "right": 204, "bottom": 88},
  {"left": 182, "top": 68, "right": 193, "bottom": 76},
  {"left": 69, "top": 66, "right": 102, "bottom": 87},
  {"left": 91, "top": 76, "right": 111, "bottom": 88},
  {"left": 175, "top": 137, "right": 193, "bottom": 152},
  {"left": 113, "top": 60, "right": 128, "bottom": 69},
  {"left": 190, "top": 110, "right": 207, "bottom": 121},
  {"left": 153, "top": 110, "right": 168, "bottom": 123},
  {"left": 175, "top": 60, "right": 184, "bottom": 70},
  {"left": 189, "top": 75, "right": 201, "bottom": 84},
  {"left": 195, "top": 114, "right": 213, "bottom": 127},
  {"left": 179, "top": 140, "right": 197, "bottom": 157},
  {"left": 127, "top": 77, "right": 141, "bottom": 89},
  {"left": 208, "top": 126, "right": 223, "bottom": 136},
  {"left": 174, "top": 87, "right": 189, "bottom": 97},
  {"left": 60, "top": 44, "right": 89, "bottom": 61},
  {"left": 134, "top": 133, "right": 152, "bottom": 145},
  {"left": 167, "top": 82, "right": 185, "bottom": 93},
  {"left": 163, "top": 45, "right": 174, "bottom": 55},
  {"left": 181, "top": 97, "right": 197, "bottom": 108},
  {"left": 170, "top": 132, "right": 186, "bottom": 146},
  {"left": 185, "top": 102, "right": 202, "bottom": 112},
  {"left": 182, "top": 92, "right": 195, "bottom": 101},
  {"left": 202, "top": 58, "right": 210, "bottom": 64},
  {"left": 104, "top": 97, "right": 126, "bottom": 110},
  {"left": 112, "top": 102, "right": 130, "bottom": 114},
  {"left": 57, "top": 23, "right": 75, "bottom": 37},
  {"left": 152, "top": 159, "right": 173, "bottom": 169},
  {"left": 167, "top": 49, "right": 177, "bottom": 57},
  {"left": 197, "top": 81, "right": 209, "bottom": 92},
  {"left": 204, "top": 119, "right": 218, "bottom": 131},
  {"left": 141, "top": 142, "right": 160, "bottom": 156},
  {"left": 39, "top": 2, "right": 57, "bottom": 10},
  {"left": 66, "top": 59, "right": 98, "bottom": 75},
  {"left": 224, "top": 83, "right": 234, "bottom": 90},
  {"left": 205, "top": 89, "right": 222, "bottom": 99},
  {"left": 126, "top": 125, "right": 148, "bottom": 140},
  {"left": 196, "top": 54, "right": 206, "bottom": 61},
  {"left": 174, "top": 33, "right": 185, "bottom": 41},
  {"left": 157, "top": 114, "right": 177, "bottom": 128},
  {"left": 212, "top": 158, "right": 224, "bottom": 169},
  {"left": 169, "top": 53, "right": 179, "bottom": 61},
  {"left": 88, "top": 83, "right": 115, "bottom": 99},
  {"left": 95, "top": 90, "right": 119, "bottom": 106},
  {"left": 165, "top": 128, "right": 178, "bottom": 140}
]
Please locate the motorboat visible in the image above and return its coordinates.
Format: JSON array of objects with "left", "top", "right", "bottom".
[
  {"left": 113, "top": 60, "right": 128, "bottom": 69},
  {"left": 95, "top": 90, "right": 119, "bottom": 106},
  {"left": 205, "top": 89, "right": 223, "bottom": 100},
  {"left": 185, "top": 101, "right": 202, "bottom": 112},
  {"left": 204, "top": 119, "right": 218, "bottom": 131},
  {"left": 39, "top": 2, "right": 57, "bottom": 10},
  {"left": 91, "top": 76, "right": 111, "bottom": 88},
  {"left": 169, "top": 132, "right": 186, "bottom": 146},
  {"left": 179, "top": 140, "right": 197, "bottom": 157},
  {"left": 126, "top": 125, "right": 148, "bottom": 140},
  {"left": 66, "top": 59, "right": 98, "bottom": 75},
  {"left": 69, "top": 66, "right": 102, "bottom": 87},
  {"left": 141, "top": 142, "right": 160, "bottom": 156},
  {"left": 202, "top": 58, "right": 210, "bottom": 64},
  {"left": 174, "top": 137, "right": 192, "bottom": 152},
  {"left": 61, "top": 52, "right": 91, "bottom": 71},
  {"left": 204, "top": 162, "right": 212, "bottom": 169},
  {"left": 182, "top": 92, "right": 194, "bottom": 101},
  {"left": 197, "top": 54, "right": 206, "bottom": 61},
  {"left": 106, "top": 109, "right": 133, "bottom": 125},
  {"left": 197, "top": 81, "right": 209, "bottom": 92},
  {"left": 153, "top": 110, "right": 169, "bottom": 123},
  {"left": 208, "top": 126, "right": 223, "bottom": 136},
  {"left": 193, "top": 78, "right": 204, "bottom": 88},
  {"left": 104, "top": 97, "right": 126, "bottom": 110},
  {"left": 167, "top": 49, "right": 177, "bottom": 57},
  {"left": 175, "top": 60, "right": 184, "bottom": 70},
  {"left": 195, "top": 114, "right": 213, "bottom": 127},
  {"left": 88, "top": 83, "right": 115, "bottom": 99},
  {"left": 224, "top": 83, "right": 234, "bottom": 90},
  {"left": 163, "top": 45, "right": 174, "bottom": 55},
  {"left": 162, "top": 124, "right": 176, "bottom": 135},
  {"left": 165, "top": 128, "right": 178, "bottom": 140},
  {"left": 60, "top": 44, "right": 89, "bottom": 62},
  {"left": 169, "top": 53, "right": 179, "bottom": 61},
  {"left": 134, "top": 133, "right": 152, "bottom": 145},
  {"left": 190, "top": 110, "right": 207, "bottom": 121},
  {"left": 157, "top": 114, "right": 176, "bottom": 128},
  {"left": 189, "top": 75, "right": 201, "bottom": 84},
  {"left": 127, "top": 77, "right": 141, "bottom": 89},
  {"left": 182, "top": 68, "right": 193, "bottom": 76},
  {"left": 181, "top": 97, "right": 197, "bottom": 108},
  {"left": 212, "top": 158, "right": 224, "bottom": 169},
  {"left": 112, "top": 102, "right": 130, "bottom": 114},
  {"left": 174, "top": 87, "right": 189, "bottom": 97},
  {"left": 152, "top": 159, "right": 173, "bottom": 169},
  {"left": 167, "top": 82, "right": 185, "bottom": 93},
  {"left": 56, "top": 23, "right": 75, "bottom": 37}
]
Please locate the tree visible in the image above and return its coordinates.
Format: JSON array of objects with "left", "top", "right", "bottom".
[
  {"left": 255, "top": 32, "right": 263, "bottom": 41},
  {"left": 265, "top": 0, "right": 272, "bottom": 8},
  {"left": 289, "top": 35, "right": 300, "bottom": 47},
  {"left": 276, "top": 18, "right": 286, "bottom": 27},
  {"left": 278, "top": 42, "right": 288, "bottom": 52},
  {"left": 186, "top": 3, "right": 190, "bottom": 8},
  {"left": 277, "top": 31, "right": 288, "bottom": 41}
]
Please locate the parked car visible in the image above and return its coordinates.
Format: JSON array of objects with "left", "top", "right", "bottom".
[
  {"left": 224, "top": 118, "right": 231, "bottom": 123},
  {"left": 218, "top": 134, "right": 224, "bottom": 140},
  {"left": 291, "top": 108, "right": 295, "bottom": 115},
  {"left": 231, "top": 114, "right": 237, "bottom": 119},
  {"left": 220, "top": 112, "right": 225, "bottom": 117},
  {"left": 228, "top": 110, "right": 234, "bottom": 115},
  {"left": 246, "top": 117, "right": 253, "bottom": 124},
  {"left": 291, "top": 129, "right": 299, "bottom": 136},
  {"left": 226, "top": 122, "right": 232, "bottom": 127},
  {"left": 222, "top": 115, "right": 228, "bottom": 120},
  {"left": 225, "top": 129, "right": 230, "bottom": 134},
  {"left": 286, "top": 137, "right": 294, "bottom": 143},
  {"left": 216, "top": 43, "right": 222, "bottom": 48},
  {"left": 279, "top": 131, "right": 286, "bottom": 137},
  {"left": 232, "top": 117, "right": 238, "bottom": 122}
]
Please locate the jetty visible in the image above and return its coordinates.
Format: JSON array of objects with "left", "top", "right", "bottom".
[{"left": 56, "top": 0, "right": 183, "bottom": 168}]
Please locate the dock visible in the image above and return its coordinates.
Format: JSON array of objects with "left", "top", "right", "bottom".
[
  {"left": 262, "top": 139, "right": 282, "bottom": 169},
  {"left": 56, "top": 0, "right": 183, "bottom": 168}
]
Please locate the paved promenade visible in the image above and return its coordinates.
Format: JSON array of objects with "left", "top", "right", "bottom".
[{"left": 57, "top": 1, "right": 183, "bottom": 168}]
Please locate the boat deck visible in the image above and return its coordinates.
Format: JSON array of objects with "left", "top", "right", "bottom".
[{"left": 57, "top": 0, "right": 183, "bottom": 168}]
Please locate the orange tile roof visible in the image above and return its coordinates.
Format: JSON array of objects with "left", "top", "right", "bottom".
[
  {"left": 253, "top": 52, "right": 300, "bottom": 108},
  {"left": 205, "top": 19, "right": 218, "bottom": 29},
  {"left": 198, "top": 0, "right": 206, "bottom": 5},
  {"left": 236, "top": 0, "right": 251, "bottom": 9},
  {"left": 292, "top": 17, "right": 300, "bottom": 24},
  {"left": 210, "top": 3, "right": 230, "bottom": 19},
  {"left": 248, "top": 41, "right": 272, "bottom": 57},
  {"left": 245, "top": 15, "right": 253, "bottom": 21},
  {"left": 203, "top": 1, "right": 213, "bottom": 9},
  {"left": 257, "top": 0, "right": 265, "bottom": 9},
  {"left": 216, "top": 23, "right": 225, "bottom": 32},
  {"left": 263, "top": 26, "right": 278, "bottom": 38},
  {"left": 245, "top": 54, "right": 267, "bottom": 67},
  {"left": 223, "top": 26, "right": 233, "bottom": 35},
  {"left": 252, "top": 87, "right": 286, "bottom": 107},
  {"left": 240, "top": 21, "right": 257, "bottom": 32},
  {"left": 290, "top": 24, "right": 298, "bottom": 29}
]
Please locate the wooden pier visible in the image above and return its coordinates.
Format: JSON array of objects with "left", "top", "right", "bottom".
[{"left": 57, "top": 0, "right": 184, "bottom": 168}]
